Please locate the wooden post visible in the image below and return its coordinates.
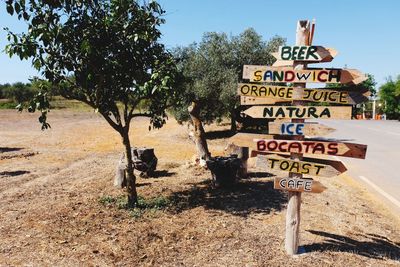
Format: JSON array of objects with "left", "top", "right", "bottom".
[
  {"left": 285, "top": 20, "right": 311, "bottom": 255},
  {"left": 188, "top": 101, "right": 211, "bottom": 166}
]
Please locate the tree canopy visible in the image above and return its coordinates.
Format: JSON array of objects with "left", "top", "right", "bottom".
[
  {"left": 4, "top": 0, "right": 179, "bottom": 206},
  {"left": 379, "top": 76, "right": 400, "bottom": 120},
  {"left": 172, "top": 29, "right": 285, "bottom": 130}
]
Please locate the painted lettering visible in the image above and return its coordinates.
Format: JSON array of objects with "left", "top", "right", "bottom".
[
  {"left": 241, "top": 84, "right": 250, "bottom": 95},
  {"left": 328, "top": 69, "right": 341, "bottom": 82},
  {"left": 319, "top": 108, "right": 331, "bottom": 118},
  {"left": 306, "top": 46, "right": 319, "bottom": 60},
  {"left": 327, "top": 143, "right": 339, "bottom": 155},
  {"left": 257, "top": 140, "right": 266, "bottom": 151},
  {"left": 285, "top": 71, "right": 295, "bottom": 82},
  {"left": 297, "top": 46, "right": 306, "bottom": 60},
  {"left": 314, "top": 164, "right": 325, "bottom": 175},
  {"left": 297, "top": 72, "right": 311, "bottom": 81},
  {"left": 304, "top": 181, "right": 312, "bottom": 191},
  {"left": 286, "top": 123, "right": 295, "bottom": 135},
  {"left": 263, "top": 107, "right": 274, "bottom": 117},
  {"left": 280, "top": 46, "right": 291, "bottom": 60},
  {"left": 279, "top": 178, "right": 287, "bottom": 188},
  {"left": 302, "top": 163, "right": 311, "bottom": 174},
  {"left": 296, "top": 124, "right": 304, "bottom": 135},
  {"left": 254, "top": 70, "right": 262, "bottom": 81},
  {"left": 317, "top": 70, "right": 328, "bottom": 82}
]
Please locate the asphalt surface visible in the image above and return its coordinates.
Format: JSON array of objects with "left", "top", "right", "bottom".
[{"left": 315, "top": 119, "right": 400, "bottom": 215}]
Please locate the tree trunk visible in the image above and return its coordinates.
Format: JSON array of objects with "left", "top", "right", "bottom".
[
  {"left": 230, "top": 110, "right": 237, "bottom": 132},
  {"left": 188, "top": 101, "right": 210, "bottom": 166},
  {"left": 121, "top": 130, "right": 138, "bottom": 207}
]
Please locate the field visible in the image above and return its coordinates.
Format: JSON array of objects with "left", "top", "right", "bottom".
[{"left": 0, "top": 109, "right": 399, "bottom": 266}]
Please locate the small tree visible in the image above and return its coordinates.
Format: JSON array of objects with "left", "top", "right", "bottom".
[
  {"left": 379, "top": 76, "right": 400, "bottom": 120},
  {"left": 4, "top": 0, "right": 179, "bottom": 206}
]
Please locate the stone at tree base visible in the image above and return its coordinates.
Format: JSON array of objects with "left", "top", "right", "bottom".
[
  {"left": 206, "top": 156, "right": 242, "bottom": 187},
  {"left": 114, "top": 147, "right": 158, "bottom": 187},
  {"left": 132, "top": 147, "right": 158, "bottom": 177},
  {"left": 114, "top": 153, "right": 127, "bottom": 188},
  {"left": 224, "top": 143, "right": 249, "bottom": 178}
]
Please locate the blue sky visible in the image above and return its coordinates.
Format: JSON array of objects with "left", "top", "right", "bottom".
[{"left": 1, "top": 0, "right": 399, "bottom": 88}]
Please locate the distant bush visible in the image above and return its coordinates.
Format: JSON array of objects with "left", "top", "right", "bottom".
[
  {"left": 0, "top": 83, "right": 11, "bottom": 99},
  {"left": 0, "top": 82, "right": 38, "bottom": 103}
]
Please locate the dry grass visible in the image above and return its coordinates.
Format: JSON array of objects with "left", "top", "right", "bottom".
[{"left": 0, "top": 109, "right": 399, "bottom": 266}]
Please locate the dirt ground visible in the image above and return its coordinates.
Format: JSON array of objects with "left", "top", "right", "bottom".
[{"left": 0, "top": 109, "right": 399, "bottom": 266}]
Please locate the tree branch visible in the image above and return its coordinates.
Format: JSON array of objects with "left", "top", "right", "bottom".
[{"left": 100, "top": 111, "right": 123, "bottom": 133}]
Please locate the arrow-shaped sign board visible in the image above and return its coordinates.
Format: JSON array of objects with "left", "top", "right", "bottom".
[
  {"left": 268, "top": 122, "right": 336, "bottom": 136},
  {"left": 238, "top": 83, "right": 370, "bottom": 105},
  {"left": 256, "top": 154, "right": 345, "bottom": 177},
  {"left": 276, "top": 46, "right": 337, "bottom": 61},
  {"left": 242, "top": 65, "right": 367, "bottom": 84},
  {"left": 243, "top": 105, "right": 352, "bottom": 120},
  {"left": 272, "top": 46, "right": 338, "bottom": 66},
  {"left": 274, "top": 177, "right": 326, "bottom": 193},
  {"left": 255, "top": 139, "right": 367, "bottom": 159}
]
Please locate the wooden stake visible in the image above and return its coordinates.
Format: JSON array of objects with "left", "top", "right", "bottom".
[
  {"left": 309, "top": 19, "right": 316, "bottom": 45},
  {"left": 285, "top": 20, "right": 310, "bottom": 255}
]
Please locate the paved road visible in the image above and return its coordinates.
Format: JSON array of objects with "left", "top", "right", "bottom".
[{"left": 315, "top": 119, "right": 400, "bottom": 214}]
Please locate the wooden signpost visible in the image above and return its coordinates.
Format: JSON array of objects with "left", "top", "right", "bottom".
[
  {"left": 234, "top": 20, "right": 369, "bottom": 256},
  {"left": 256, "top": 154, "right": 344, "bottom": 177},
  {"left": 274, "top": 177, "right": 326, "bottom": 193},
  {"left": 238, "top": 83, "right": 370, "bottom": 104},
  {"left": 243, "top": 105, "right": 352, "bottom": 120},
  {"left": 255, "top": 139, "right": 367, "bottom": 159},
  {"left": 242, "top": 65, "right": 367, "bottom": 84},
  {"left": 268, "top": 122, "right": 335, "bottom": 136}
]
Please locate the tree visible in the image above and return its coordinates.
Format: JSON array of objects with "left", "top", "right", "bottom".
[
  {"left": 173, "top": 29, "right": 285, "bottom": 131},
  {"left": 4, "top": 0, "right": 179, "bottom": 207},
  {"left": 379, "top": 76, "right": 400, "bottom": 120}
]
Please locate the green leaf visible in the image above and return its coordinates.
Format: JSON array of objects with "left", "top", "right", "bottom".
[
  {"left": 14, "top": 2, "right": 20, "bottom": 14},
  {"left": 33, "top": 59, "right": 41, "bottom": 70},
  {"left": 23, "top": 12, "right": 29, "bottom": 20},
  {"left": 6, "top": 4, "right": 14, "bottom": 15}
]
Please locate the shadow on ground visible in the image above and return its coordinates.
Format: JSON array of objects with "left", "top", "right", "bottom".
[
  {"left": 149, "top": 170, "right": 176, "bottom": 178},
  {"left": 205, "top": 130, "right": 235, "bottom": 140},
  {"left": 0, "top": 147, "right": 23, "bottom": 153},
  {"left": 170, "top": 179, "right": 286, "bottom": 217},
  {"left": 247, "top": 172, "right": 274, "bottom": 178},
  {"left": 0, "top": 170, "right": 30, "bottom": 177},
  {"left": 305, "top": 230, "right": 400, "bottom": 261}
]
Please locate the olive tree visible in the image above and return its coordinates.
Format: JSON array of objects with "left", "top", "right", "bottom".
[
  {"left": 172, "top": 29, "right": 285, "bottom": 131},
  {"left": 4, "top": 0, "right": 179, "bottom": 206}
]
